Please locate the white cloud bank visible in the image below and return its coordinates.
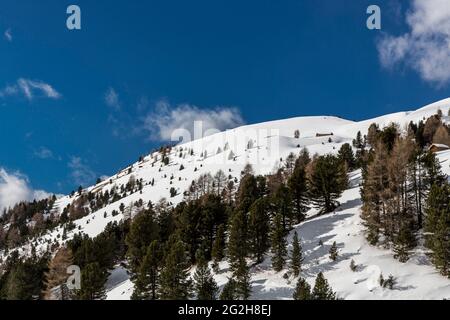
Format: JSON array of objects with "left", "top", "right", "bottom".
[
  {"left": 377, "top": 0, "right": 450, "bottom": 85},
  {"left": 68, "top": 157, "right": 96, "bottom": 187},
  {"left": 34, "top": 146, "right": 54, "bottom": 160},
  {"left": 0, "top": 78, "right": 61, "bottom": 101},
  {"left": 4, "top": 28, "right": 12, "bottom": 42},
  {"left": 0, "top": 168, "right": 52, "bottom": 213},
  {"left": 143, "top": 101, "right": 245, "bottom": 142},
  {"left": 104, "top": 87, "right": 121, "bottom": 111}
]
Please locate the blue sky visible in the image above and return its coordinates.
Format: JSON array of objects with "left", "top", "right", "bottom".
[{"left": 0, "top": 0, "right": 450, "bottom": 200}]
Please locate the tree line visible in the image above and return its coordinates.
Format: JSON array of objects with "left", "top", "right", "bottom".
[
  {"left": 360, "top": 112, "right": 450, "bottom": 276},
  {"left": 0, "top": 142, "right": 351, "bottom": 299}
]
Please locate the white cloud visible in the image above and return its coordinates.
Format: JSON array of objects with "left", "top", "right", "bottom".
[
  {"left": 377, "top": 0, "right": 450, "bottom": 85},
  {"left": 142, "top": 100, "right": 245, "bottom": 142},
  {"left": 0, "top": 78, "right": 61, "bottom": 101},
  {"left": 68, "top": 157, "right": 96, "bottom": 187},
  {"left": 34, "top": 147, "right": 54, "bottom": 159},
  {"left": 104, "top": 87, "right": 121, "bottom": 110},
  {"left": 4, "top": 28, "right": 12, "bottom": 42},
  {"left": 0, "top": 168, "right": 51, "bottom": 213}
]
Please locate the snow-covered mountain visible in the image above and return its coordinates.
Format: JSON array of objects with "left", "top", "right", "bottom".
[{"left": 4, "top": 98, "right": 450, "bottom": 300}]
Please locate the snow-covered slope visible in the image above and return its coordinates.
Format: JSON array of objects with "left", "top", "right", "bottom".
[{"left": 4, "top": 98, "right": 450, "bottom": 300}]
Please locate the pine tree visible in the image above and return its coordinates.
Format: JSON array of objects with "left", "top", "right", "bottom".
[
  {"left": 271, "top": 212, "right": 287, "bottom": 272},
  {"left": 126, "top": 209, "right": 160, "bottom": 276},
  {"left": 159, "top": 236, "right": 193, "bottom": 300},
  {"left": 425, "top": 183, "right": 450, "bottom": 276},
  {"left": 77, "top": 262, "right": 107, "bottom": 300},
  {"left": 272, "top": 184, "right": 293, "bottom": 232},
  {"left": 290, "top": 231, "right": 303, "bottom": 277},
  {"left": 431, "top": 213, "right": 450, "bottom": 276},
  {"left": 193, "top": 251, "right": 218, "bottom": 300},
  {"left": 312, "top": 272, "right": 336, "bottom": 300},
  {"left": 393, "top": 222, "right": 415, "bottom": 263},
  {"left": 220, "top": 278, "right": 237, "bottom": 300},
  {"left": 288, "top": 162, "right": 309, "bottom": 223},
  {"left": 2, "top": 254, "right": 49, "bottom": 300},
  {"left": 248, "top": 198, "right": 270, "bottom": 263},
  {"left": 297, "top": 148, "right": 311, "bottom": 168},
  {"left": 236, "top": 174, "right": 258, "bottom": 213},
  {"left": 131, "top": 240, "right": 161, "bottom": 300},
  {"left": 349, "top": 259, "right": 357, "bottom": 272},
  {"left": 309, "top": 155, "right": 345, "bottom": 214},
  {"left": 228, "top": 210, "right": 248, "bottom": 271},
  {"left": 293, "top": 277, "right": 311, "bottom": 300},
  {"left": 329, "top": 242, "right": 338, "bottom": 261},
  {"left": 353, "top": 131, "right": 364, "bottom": 149},
  {"left": 233, "top": 258, "right": 251, "bottom": 300},
  {"left": 211, "top": 224, "right": 226, "bottom": 272},
  {"left": 337, "top": 143, "right": 356, "bottom": 170}
]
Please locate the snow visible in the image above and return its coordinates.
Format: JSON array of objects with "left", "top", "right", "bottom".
[{"left": 3, "top": 98, "right": 450, "bottom": 299}]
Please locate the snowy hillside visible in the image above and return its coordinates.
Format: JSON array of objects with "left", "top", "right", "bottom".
[{"left": 3, "top": 98, "right": 450, "bottom": 300}]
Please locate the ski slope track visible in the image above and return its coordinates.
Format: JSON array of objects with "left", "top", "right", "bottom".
[{"left": 4, "top": 98, "right": 450, "bottom": 300}]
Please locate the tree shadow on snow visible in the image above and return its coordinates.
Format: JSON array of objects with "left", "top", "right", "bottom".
[
  {"left": 250, "top": 279, "right": 294, "bottom": 300},
  {"left": 336, "top": 198, "right": 362, "bottom": 211}
]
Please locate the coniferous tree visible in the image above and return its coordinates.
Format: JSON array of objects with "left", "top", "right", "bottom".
[
  {"left": 293, "top": 277, "right": 311, "bottom": 300},
  {"left": 409, "top": 149, "right": 428, "bottom": 229},
  {"left": 77, "top": 262, "right": 107, "bottom": 300},
  {"left": 312, "top": 272, "right": 336, "bottom": 300},
  {"left": 288, "top": 161, "right": 309, "bottom": 223},
  {"left": 353, "top": 131, "right": 364, "bottom": 149},
  {"left": 329, "top": 242, "right": 338, "bottom": 261},
  {"left": 1, "top": 254, "right": 49, "bottom": 300},
  {"left": 350, "top": 259, "right": 357, "bottom": 272},
  {"left": 228, "top": 210, "right": 248, "bottom": 271},
  {"left": 366, "top": 123, "right": 381, "bottom": 147},
  {"left": 290, "top": 231, "right": 303, "bottom": 277},
  {"left": 233, "top": 258, "right": 251, "bottom": 300},
  {"left": 387, "top": 137, "right": 416, "bottom": 244},
  {"left": 309, "top": 155, "right": 345, "bottom": 214},
  {"left": 425, "top": 184, "right": 450, "bottom": 276},
  {"left": 220, "top": 278, "right": 237, "bottom": 300},
  {"left": 337, "top": 143, "right": 356, "bottom": 170},
  {"left": 125, "top": 209, "right": 160, "bottom": 276},
  {"left": 193, "top": 251, "right": 219, "bottom": 300},
  {"left": 248, "top": 198, "right": 270, "bottom": 263},
  {"left": 43, "top": 247, "right": 74, "bottom": 300},
  {"left": 271, "top": 212, "right": 287, "bottom": 272},
  {"left": 432, "top": 125, "right": 450, "bottom": 146},
  {"left": 361, "top": 142, "right": 388, "bottom": 245},
  {"left": 393, "top": 222, "right": 415, "bottom": 263},
  {"left": 272, "top": 184, "right": 293, "bottom": 232},
  {"left": 131, "top": 240, "right": 161, "bottom": 300},
  {"left": 159, "top": 236, "right": 193, "bottom": 300},
  {"left": 177, "top": 201, "right": 203, "bottom": 264},
  {"left": 431, "top": 213, "right": 450, "bottom": 276},
  {"left": 236, "top": 174, "right": 258, "bottom": 213},
  {"left": 297, "top": 148, "right": 311, "bottom": 168},
  {"left": 211, "top": 224, "right": 226, "bottom": 272},
  {"left": 422, "top": 151, "right": 446, "bottom": 188}
]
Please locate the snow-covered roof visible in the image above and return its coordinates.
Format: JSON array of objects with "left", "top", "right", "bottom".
[{"left": 428, "top": 143, "right": 450, "bottom": 149}]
